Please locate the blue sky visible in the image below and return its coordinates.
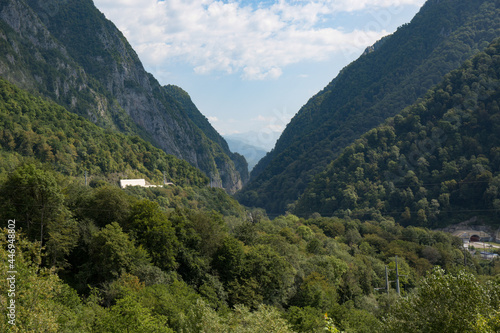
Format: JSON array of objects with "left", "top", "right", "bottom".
[{"left": 93, "top": 0, "right": 426, "bottom": 150}]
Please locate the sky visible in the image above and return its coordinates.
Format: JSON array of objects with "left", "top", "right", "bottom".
[{"left": 93, "top": 0, "right": 426, "bottom": 151}]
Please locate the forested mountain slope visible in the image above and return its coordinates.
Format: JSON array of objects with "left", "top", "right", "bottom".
[
  {"left": 163, "top": 85, "right": 249, "bottom": 185},
  {"left": 295, "top": 38, "right": 500, "bottom": 228},
  {"left": 0, "top": 0, "right": 245, "bottom": 192},
  {"left": 0, "top": 77, "right": 208, "bottom": 186},
  {"left": 0, "top": 62, "right": 498, "bottom": 333},
  {"left": 238, "top": 0, "right": 500, "bottom": 213}
]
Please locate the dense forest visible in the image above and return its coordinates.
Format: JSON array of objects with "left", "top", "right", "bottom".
[
  {"left": 238, "top": 0, "right": 500, "bottom": 215},
  {"left": 0, "top": 72, "right": 498, "bottom": 332},
  {"left": 0, "top": 0, "right": 246, "bottom": 192},
  {"left": 0, "top": 78, "right": 207, "bottom": 187},
  {"left": 295, "top": 38, "right": 500, "bottom": 229},
  {"left": 1, "top": 0, "right": 500, "bottom": 331},
  {"left": 1, "top": 160, "right": 499, "bottom": 332}
]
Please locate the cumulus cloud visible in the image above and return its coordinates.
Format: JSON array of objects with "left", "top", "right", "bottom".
[{"left": 94, "top": 0, "right": 425, "bottom": 80}]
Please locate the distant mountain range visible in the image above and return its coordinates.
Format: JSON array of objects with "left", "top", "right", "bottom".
[
  {"left": 237, "top": 0, "right": 500, "bottom": 214},
  {"left": 0, "top": 0, "right": 247, "bottom": 192},
  {"left": 224, "top": 130, "right": 280, "bottom": 152},
  {"left": 223, "top": 135, "right": 268, "bottom": 171}
]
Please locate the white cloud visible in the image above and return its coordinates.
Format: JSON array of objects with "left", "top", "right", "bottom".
[
  {"left": 264, "top": 123, "right": 286, "bottom": 132},
  {"left": 251, "top": 107, "right": 294, "bottom": 132},
  {"left": 252, "top": 114, "right": 273, "bottom": 122},
  {"left": 207, "top": 116, "right": 219, "bottom": 122},
  {"left": 94, "top": 0, "right": 425, "bottom": 80}
]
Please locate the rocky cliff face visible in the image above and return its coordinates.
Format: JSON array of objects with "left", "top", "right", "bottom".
[
  {"left": 0, "top": 0, "right": 114, "bottom": 127},
  {"left": 0, "top": 0, "right": 245, "bottom": 192},
  {"left": 163, "top": 84, "right": 250, "bottom": 186}
]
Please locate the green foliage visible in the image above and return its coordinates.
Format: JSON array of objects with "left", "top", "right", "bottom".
[
  {"left": 126, "top": 200, "right": 179, "bottom": 271},
  {"left": 239, "top": 0, "right": 500, "bottom": 215},
  {"left": 79, "top": 185, "right": 134, "bottom": 227},
  {"left": 1, "top": 0, "right": 246, "bottom": 191},
  {"left": 1, "top": 3, "right": 499, "bottom": 330},
  {"left": 240, "top": 244, "right": 296, "bottom": 306},
  {"left": 0, "top": 229, "right": 104, "bottom": 333},
  {"left": 324, "top": 313, "right": 343, "bottom": 333},
  {"left": 0, "top": 163, "right": 78, "bottom": 267},
  {"left": 212, "top": 237, "right": 245, "bottom": 283},
  {"left": 0, "top": 170, "right": 497, "bottom": 333},
  {"left": 295, "top": 38, "right": 500, "bottom": 228},
  {"left": 0, "top": 230, "right": 59, "bottom": 332},
  {"left": 383, "top": 268, "right": 500, "bottom": 332},
  {"left": 124, "top": 185, "right": 246, "bottom": 217},
  {"left": 0, "top": 78, "right": 208, "bottom": 186},
  {"left": 81, "top": 222, "right": 151, "bottom": 285},
  {"left": 95, "top": 294, "right": 172, "bottom": 333},
  {"left": 197, "top": 301, "right": 296, "bottom": 333}
]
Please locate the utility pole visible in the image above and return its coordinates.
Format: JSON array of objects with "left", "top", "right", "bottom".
[
  {"left": 375, "top": 265, "right": 390, "bottom": 294},
  {"left": 395, "top": 255, "right": 401, "bottom": 296},
  {"left": 163, "top": 171, "right": 167, "bottom": 185},
  {"left": 385, "top": 266, "right": 390, "bottom": 295},
  {"left": 464, "top": 248, "right": 467, "bottom": 266},
  {"left": 376, "top": 258, "right": 404, "bottom": 296},
  {"left": 84, "top": 171, "right": 88, "bottom": 186}
]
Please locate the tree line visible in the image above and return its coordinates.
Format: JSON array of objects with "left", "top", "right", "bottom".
[{"left": 0, "top": 161, "right": 499, "bottom": 332}]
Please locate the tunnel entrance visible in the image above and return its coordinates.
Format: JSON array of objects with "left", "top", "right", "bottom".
[{"left": 470, "top": 235, "right": 481, "bottom": 242}]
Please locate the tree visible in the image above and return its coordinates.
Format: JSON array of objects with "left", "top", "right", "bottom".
[
  {"left": 383, "top": 267, "right": 500, "bottom": 332},
  {"left": 83, "top": 222, "right": 150, "bottom": 285},
  {"left": 241, "top": 244, "right": 296, "bottom": 306},
  {"left": 1, "top": 163, "right": 61, "bottom": 242},
  {"left": 197, "top": 300, "right": 297, "bottom": 333},
  {"left": 95, "top": 294, "right": 171, "bottom": 333},
  {"left": 0, "top": 163, "right": 78, "bottom": 267},
  {"left": 0, "top": 229, "right": 88, "bottom": 332},
  {"left": 84, "top": 186, "right": 134, "bottom": 228},
  {"left": 212, "top": 236, "right": 245, "bottom": 283},
  {"left": 127, "top": 200, "right": 179, "bottom": 271}
]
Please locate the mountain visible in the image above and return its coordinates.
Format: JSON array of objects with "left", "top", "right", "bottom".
[
  {"left": 0, "top": 77, "right": 208, "bottom": 186},
  {"left": 225, "top": 130, "right": 281, "bottom": 152},
  {"left": 295, "top": 37, "right": 500, "bottom": 228},
  {"left": 237, "top": 0, "right": 500, "bottom": 214},
  {"left": 224, "top": 136, "right": 267, "bottom": 171},
  {"left": 162, "top": 85, "right": 249, "bottom": 185},
  {"left": 0, "top": 0, "right": 245, "bottom": 193}
]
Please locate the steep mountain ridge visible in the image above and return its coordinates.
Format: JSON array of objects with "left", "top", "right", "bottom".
[
  {"left": 0, "top": 77, "right": 208, "bottom": 186},
  {"left": 294, "top": 37, "right": 500, "bottom": 228},
  {"left": 238, "top": 0, "right": 500, "bottom": 213},
  {"left": 163, "top": 84, "right": 249, "bottom": 185},
  {"left": 0, "top": 0, "right": 245, "bottom": 192},
  {"left": 224, "top": 136, "right": 267, "bottom": 171}
]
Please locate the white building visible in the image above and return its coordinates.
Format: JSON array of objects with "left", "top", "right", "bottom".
[
  {"left": 119, "top": 179, "right": 172, "bottom": 189},
  {"left": 120, "top": 179, "right": 146, "bottom": 188}
]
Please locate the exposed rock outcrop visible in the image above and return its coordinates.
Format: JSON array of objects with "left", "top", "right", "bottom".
[{"left": 0, "top": 0, "right": 246, "bottom": 192}]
